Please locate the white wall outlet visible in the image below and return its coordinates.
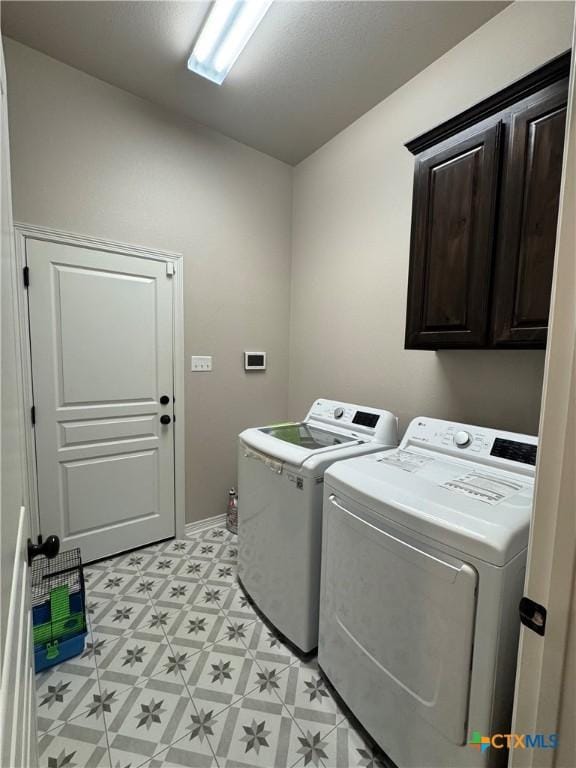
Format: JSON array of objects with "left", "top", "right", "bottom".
[{"left": 191, "top": 355, "right": 212, "bottom": 372}]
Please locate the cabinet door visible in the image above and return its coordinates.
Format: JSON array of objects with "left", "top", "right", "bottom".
[
  {"left": 405, "top": 122, "right": 501, "bottom": 349},
  {"left": 491, "top": 81, "right": 568, "bottom": 347}
]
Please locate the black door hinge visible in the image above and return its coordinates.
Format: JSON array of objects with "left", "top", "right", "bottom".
[
  {"left": 31, "top": 405, "right": 36, "bottom": 425},
  {"left": 23, "top": 266, "right": 30, "bottom": 288},
  {"left": 519, "top": 596, "right": 547, "bottom": 636}
]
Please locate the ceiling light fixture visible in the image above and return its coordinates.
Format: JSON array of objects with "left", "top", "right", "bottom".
[{"left": 188, "top": 0, "right": 274, "bottom": 85}]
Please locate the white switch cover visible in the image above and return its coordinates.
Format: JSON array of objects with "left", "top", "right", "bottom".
[{"left": 191, "top": 355, "right": 212, "bottom": 372}]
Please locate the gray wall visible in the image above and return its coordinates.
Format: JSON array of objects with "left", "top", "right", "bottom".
[
  {"left": 289, "top": 1, "right": 574, "bottom": 437},
  {"left": 4, "top": 2, "right": 574, "bottom": 530},
  {"left": 4, "top": 38, "right": 293, "bottom": 524}
]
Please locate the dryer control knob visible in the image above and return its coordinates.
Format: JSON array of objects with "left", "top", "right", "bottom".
[
  {"left": 334, "top": 407, "right": 345, "bottom": 419},
  {"left": 454, "top": 430, "right": 472, "bottom": 448}
]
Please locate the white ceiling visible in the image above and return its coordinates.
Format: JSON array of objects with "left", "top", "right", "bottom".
[{"left": 1, "top": 1, "right": 509, "bottom": 164}]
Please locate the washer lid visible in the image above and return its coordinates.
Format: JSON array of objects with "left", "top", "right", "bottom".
[
  {"left": 240, "top": 423, "right": 362, "bottom": 469},
  {"left": 325, "top": 449, "right": 534, "bottom": 565},
  {"left": 260, "top": 422, "right": 357, "bottom": 450}
]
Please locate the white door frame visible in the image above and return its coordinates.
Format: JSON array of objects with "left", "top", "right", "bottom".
[
  {"left": 509, "top": 17, "right": 576, "bottom": 768},
  {"left": 13, "top": 223, "right": 186, "bottom": 545},
  {"left": 1, "top": 40, "right": 38, "bottom": 766}
]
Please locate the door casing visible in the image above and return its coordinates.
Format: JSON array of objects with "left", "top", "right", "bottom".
[
  {"left": 14, "top": 223, "right": 186, "bottom": 546},
  {"left": 510, "top": 28, "right": 576, "bottom": 768}
]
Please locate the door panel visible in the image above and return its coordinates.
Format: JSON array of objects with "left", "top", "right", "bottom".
[
  {"left": 27, "top": 238, "right": 175, "bottom": 562},
  {"left": 57, "top": 265, "right": 158, "bottom": 403},
  {"left": 62, "top": 450, "right": 159, "bottom": 534},
  {"left": 405, "top": 121, "right": 501, "bottom": 349},
  {"left": 492, "top": 80, "right": 568, "bottom": 347},
  {"left": 424, "top": 150, "right": 480, "bottom": 329},
  {"left": 60, "top": 415, "right": 157, "bottom": 447}
]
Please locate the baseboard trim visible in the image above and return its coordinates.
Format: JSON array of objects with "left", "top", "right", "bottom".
[{"left": 185, "top": 514, "right": 227, "bottom": 537}]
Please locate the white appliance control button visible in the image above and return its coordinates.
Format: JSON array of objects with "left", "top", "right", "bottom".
[
  {"left": 455, "top": 430, "right": 472, "bottom": 448},
  {"left": 334, "top": 407, "right": 345, "bottom": 419}
]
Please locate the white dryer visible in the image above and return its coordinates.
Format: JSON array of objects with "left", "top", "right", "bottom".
[
  {"left": 238, "top": 399, "right": 398, "bottom": 653},
  {"left": 319, "top": 417, "right": 537, "bottom": 768}
]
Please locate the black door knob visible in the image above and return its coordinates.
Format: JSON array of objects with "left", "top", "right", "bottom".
[
  {"left": 160, "top": 415, "right": 171, "bottom": 425},
  {"left": 27, "top": 534, "right": 60, "bottom": 566},
  {"left": 160, "top": 395, "right": 170, "bottom": 405}
]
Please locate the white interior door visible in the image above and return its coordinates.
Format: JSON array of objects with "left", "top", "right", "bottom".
[{"left": 27, "top": 238, "right": 176, "bottom": 563}]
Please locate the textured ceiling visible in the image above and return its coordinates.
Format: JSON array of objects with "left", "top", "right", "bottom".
[{"left": 2, "top": 1, "right": 509, "bottom": 164}]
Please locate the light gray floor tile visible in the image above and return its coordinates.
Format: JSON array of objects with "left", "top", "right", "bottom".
[
  {"left": 38, "top": 692, "right": 113, "bottom": 767},
  {"left": 319, "top": 718, "right": 391, "bottom": 768},
  {"left": 198, "top": 527, "right": 233, "bottom": 544},
  {"left": 87, "top": 569, "right": 142, "bottom": 598},
  {"left": 282, "top": 659, "right": 346, "bottom": 729},
  {"left": 171, "top": 557, "right": 218, "bottom": 581},
  {"left": 105, "top": 678, "right": 199, "bottom": 766},
  {"left": 105, "top": 550, "right": 156, "bottom": 573},
  {"left": 196, "top": 583, "right": 236, "bottom": 612},
  {"left": 139, "top": 710, "right": 221, "bottom": 767},
  {"left": 151, "top": 540, "right": 198, "bottom": 558},
  {"left": 194, "top": 542, "right": 230, "bottom": 561},
  {"left": 36, "top": 655, "right": 100, "bottom": 733},
  {"left": 215, "top": 542, "right": 238, "bottom": 567},
  {"left": 150, "top": 577, "right": 204, "bottom": 609},
  {"left": 221, "top": 585, "right": 259, "bottom": 623},
  {"left": 208, "top": 697, "right": 307, "bottom": 768},
  {"left": 132, "top": 575, "right": 166, "bottom": 598},
  {"left": 163, "top": 603, "right": 227, "bottom": 653},
  {"left": 242, "top": 660, "right": 299, "bottom": 710},
  {"left": 139, "top": 555, "right": 182, "bottom": 578},
  {"left": 90, "top": 594, "right": 153, "bottom": 634},
  {"left": 185, "top": 643, "right": 259, "bottom": 715},
  {"left": 203, "top": 562, "right": 237, "bottom": 586},
  {"left": 37, "top": 528, "right": 378, "bottom": 768},
  {"left": 242, "top": 618, "right": 299, "bottom": 670},
  {"left": 97, "top": 632, "right": 176, "bottom": 691}
]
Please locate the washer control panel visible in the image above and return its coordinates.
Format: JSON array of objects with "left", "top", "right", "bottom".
[
  {"left": 403, "top": 417, "right": 537, "bottom": 472},
  {"left": 490, "top": 437, "right": 537, "bottom": 466},
  {"left": 306, "top": 399, "right": 399, "bottom": 446},
  {"left": 309, "top": 400, "right": 358, "bottom": 425}
]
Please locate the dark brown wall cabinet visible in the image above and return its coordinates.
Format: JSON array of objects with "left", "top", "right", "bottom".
[{"left": 405, "top": 53, "right": 570, "bottom": 350}]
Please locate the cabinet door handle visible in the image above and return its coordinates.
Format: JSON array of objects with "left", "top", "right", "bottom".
[{"left": 160, "top": 415, "right": 171, "bottom": 425}]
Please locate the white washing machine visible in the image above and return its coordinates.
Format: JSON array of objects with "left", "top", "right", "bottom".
[
  {"left": 238, "top": 399, "right": 398, "bottom": 653},
  {"left": 319, "top": 417, "right": 538, "bottom": 768}
]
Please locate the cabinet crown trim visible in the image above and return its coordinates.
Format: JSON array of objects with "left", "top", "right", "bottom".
[{"left": 405, "top": 50, "right": 571, "bottom": 156}]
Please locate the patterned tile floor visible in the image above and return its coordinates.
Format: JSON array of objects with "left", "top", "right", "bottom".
[{"left": 36, "top": 525, "right": 387, "bottom": 768}]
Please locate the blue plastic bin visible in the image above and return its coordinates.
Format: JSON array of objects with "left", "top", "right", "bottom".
[{"left": 34, "top": 631, "right": 87, "bottom": 672}]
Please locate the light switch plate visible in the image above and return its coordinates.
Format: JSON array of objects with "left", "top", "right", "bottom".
[{"left": 191, "top": 355, "right": 212, "bottom": 372}]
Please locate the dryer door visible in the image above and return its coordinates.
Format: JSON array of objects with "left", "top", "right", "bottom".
[{"left": 320, "top": 491, "right": 478, "bottom": 746}]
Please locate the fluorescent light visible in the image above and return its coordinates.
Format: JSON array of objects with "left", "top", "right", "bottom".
[{"left": 188, "top": 0, "right": 274, "bottom": 85}]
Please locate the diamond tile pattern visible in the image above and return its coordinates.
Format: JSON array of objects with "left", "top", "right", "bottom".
[{"left": 37, "top": 525, "right": 389, "bottom": 767}]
